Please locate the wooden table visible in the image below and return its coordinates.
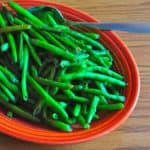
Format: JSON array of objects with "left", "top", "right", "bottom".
[{"left": 0, "top": 0, "right": 150, "bottom": 149}]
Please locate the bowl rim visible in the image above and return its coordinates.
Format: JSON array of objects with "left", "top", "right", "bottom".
[{"left": 0, "top": 0, "right": 140, "bottom": 144}]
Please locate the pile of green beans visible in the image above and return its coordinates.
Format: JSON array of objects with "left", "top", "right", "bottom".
[{"left": 0, "top": 1, "right": 126, "bottom": 132}]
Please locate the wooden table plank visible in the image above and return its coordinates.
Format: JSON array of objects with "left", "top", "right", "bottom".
[{"left": 0, "top": 0, "right": 150, "bottom": 149}]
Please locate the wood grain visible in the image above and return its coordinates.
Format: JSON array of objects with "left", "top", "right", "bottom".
[{"left": 0, "top": 0, "right": 150, "bottom": 150}]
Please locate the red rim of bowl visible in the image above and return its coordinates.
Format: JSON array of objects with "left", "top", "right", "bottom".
[{"left": 0, "top": 0, "right": 140, "bottom": 144}]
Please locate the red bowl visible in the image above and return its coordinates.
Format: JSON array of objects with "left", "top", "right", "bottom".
[{"left": 0, "top": 0, "right": 140, "bottom": 144}]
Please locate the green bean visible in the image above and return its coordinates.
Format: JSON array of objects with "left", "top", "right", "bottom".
[
  {"left": 66, "top": 34, "right": 87, "bottom": 50},
  {"left": 21, "top": 45, "right": 29, "bottom": 101},
  {"left": 84, "top": 87, "right": 125, "bottom": 102},
  {"left": 46, "top": 118, "right": 72, "bottom": 132},
  {"left": 1, "top": 6, "right": 14, "bottom": 24},
  {"left": 7, "top": 34, "right": 17, "bottom": 63},
  {"left": 35, "top": 77, "right": 73, "bottom": 90},
  {"left": 95, "top": 82, "right": 108, "bottom": 93},
  {"left": 13, "top": 17, "right": 47, "bottom": 41},
  {"left": 49, "top": 65, "right": 56, "bottom": 80},
  {"left": 98, "top": 103, "right": 124, "bottom": 110},
  {"left": 52, "top": 33, "right": 79, "bottom": 51},
  {"left": 18, "top": 32, "right": 24, "bottom": 69},
  {"left": 49, "top": 88, "right": 59, "bottom": 96},
  {"left": 87, "top": 49, "right": 108, "bottom": 67},
  {"left": 64, "top": 90, "right": 88, "bottom": 103},
  {"left": 88, "top": 66, "right": 124, "bottom": 80},
  {"left": 0, "top": 12, "right": 7, "bottom": 26},
  {"left": 27, "top": 75, "right": 69, "bottom": 120},
  {"left": 0, "top": 43, "right": 9, "bottom": 52},
  {"left": 87, "top": 96, "right": 99, "bottom": 123},
  {"left": 31, "top": 65, "right": 38, "bottom": 77},
  {"left": 77, "top": 115, "right": 90, "bottom": 129},
  {"left": 47, "top": 14, "right": 57, "bottom": 27},
  {"left": 23, "top": 32, "right": 42, "bottom": 66},
  {"left": 54, "top": 94, "right": 88, "bottom": 103},
  {"left": 0, "top": 91, "right": 9, "bottom": 102},
  {"left": 99, "top": 96, "right": 108, "bottom": 104},
  {"left": 95, "top": 82, "right": 108, "bottom": 104},
  {"left": 0, "top": 70, "right": 18, "bottom": 93},
  {"left": 43, "top": 106, "right": 72, "bottom": 131},
  {"left": 31, "top": 39, "right": 75, "bottom": 61},
  {"left": 8, "top": 1, "right": 46, "bottom": 28},
  {"left": 0, "top": 13, "right": 18, "bottom": 63},
  {"left": 0, "top": 24, "right": 31, "bottom": 34},
  {"left": 73, "top": 103, "right": 81, "bottom": 117},
  {"left": 0, "top": 98, "right": 40, "bottom": 122},
  {"left": 60, "top": 71, "right": 126, "bottom": 87},
  {"left": 65, "top": 30, "right": 105, "bottom": 49},
  {"left": 90, "top": 50, "right": 109, "bottom": 56},
  {"left": 82, "top": 104, "right": 88, "bottom": 116},
  {"left": 0, "top": 82, "right": 16, "bottom": 102},
  {"left": 83, "top": 32, "right": 100, "bottom": 40},
  {"left": 0, "top": 65, "right": 18, "bottom": 83},
  {"left": 42, "top": 31, "right": 66, "bottom": 49}
]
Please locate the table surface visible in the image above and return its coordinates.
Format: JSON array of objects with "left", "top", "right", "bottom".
[{"left": 0, "top": 0, "right": 150, "bottom": 150}]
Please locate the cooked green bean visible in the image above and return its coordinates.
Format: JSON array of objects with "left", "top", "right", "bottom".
[
  {"left": 23, "top": 32, "right": 42, "bottom": 66},
  {"left": 73, "top": 103, "right": 81, "bottom": 117},
  {"left": 0, "top": 91, "right": 9, "bottom": 102},
  {"left": 18, "top": 32, "right": 24, "bottom": 69},
  {"left": 43, "top": 106, "right": 72, "bottom": 131},
  {"left": 60, "top": 71, "right": 126, "bottom": 87},
  {"left": 7, "top": 34, "right": 17, "bottom": 63},
  {"left": 27, "top": 75, "right": 69, "bottom": 120},
  {"left": 53, "top": 33, "right": 79, "bottom": 51},
  {"left": 84, "top": 87, "right": 125, "bottom": 102},
  {"left": 0, "top": 98, "right": 40, "bottom": 122},
  {"left": 0, "top": 70, "right": 18, "bottom": 93},
  {"left": 0, "top": 82, "right": 16, "bottom": 102},
  {"left": 13, "top": 17, "right": 47, "bottom": 41},
  {"left": 77, "top": 115, "right": 90, "bottom": 129},
  {"left": 31, "top": 65, "right": 38, "bottom": 77},
  {"left": 0, "top": 65, "right": 18, "bottom": 83},
  {"left": 47, "top": 14, "right": 57, "bottom": 27},
  {"left": 31, "top": 39, "right": 75, "bottom": 61},
  {"left": 88, "top": 66, "right": 124, "bottom": 80},
  {"left": 87, "top": 96, "right": 99, "bottom": 123},
  {"left": 46, "top": 118, "right": 72, "bottom": 132},
  {"left": 42, "top": 31, "right": 66, "bottom": 49},
  {"left": 65, "top": 30, "right": 105, "bottom": 49},
  {"left": 35, "top": 77, "right": 73, "bottom": 90},
  {"left": 0, "top": 24, "right": 31, "bottom": 33},
  {"left": 21, "top": 45, "right": 29, "bottom": 101},
  {"left": 83, "top": 32, "right": 100, "bottom": 40},
  {"left": 64, "top": 90, "right": 88, "bottom": 102},
  {"left": 8, "top": 1, "right": 46, "bottom": 28},
  {"left": 98, "top": 103, "right": 124, "bottom": 110}
]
